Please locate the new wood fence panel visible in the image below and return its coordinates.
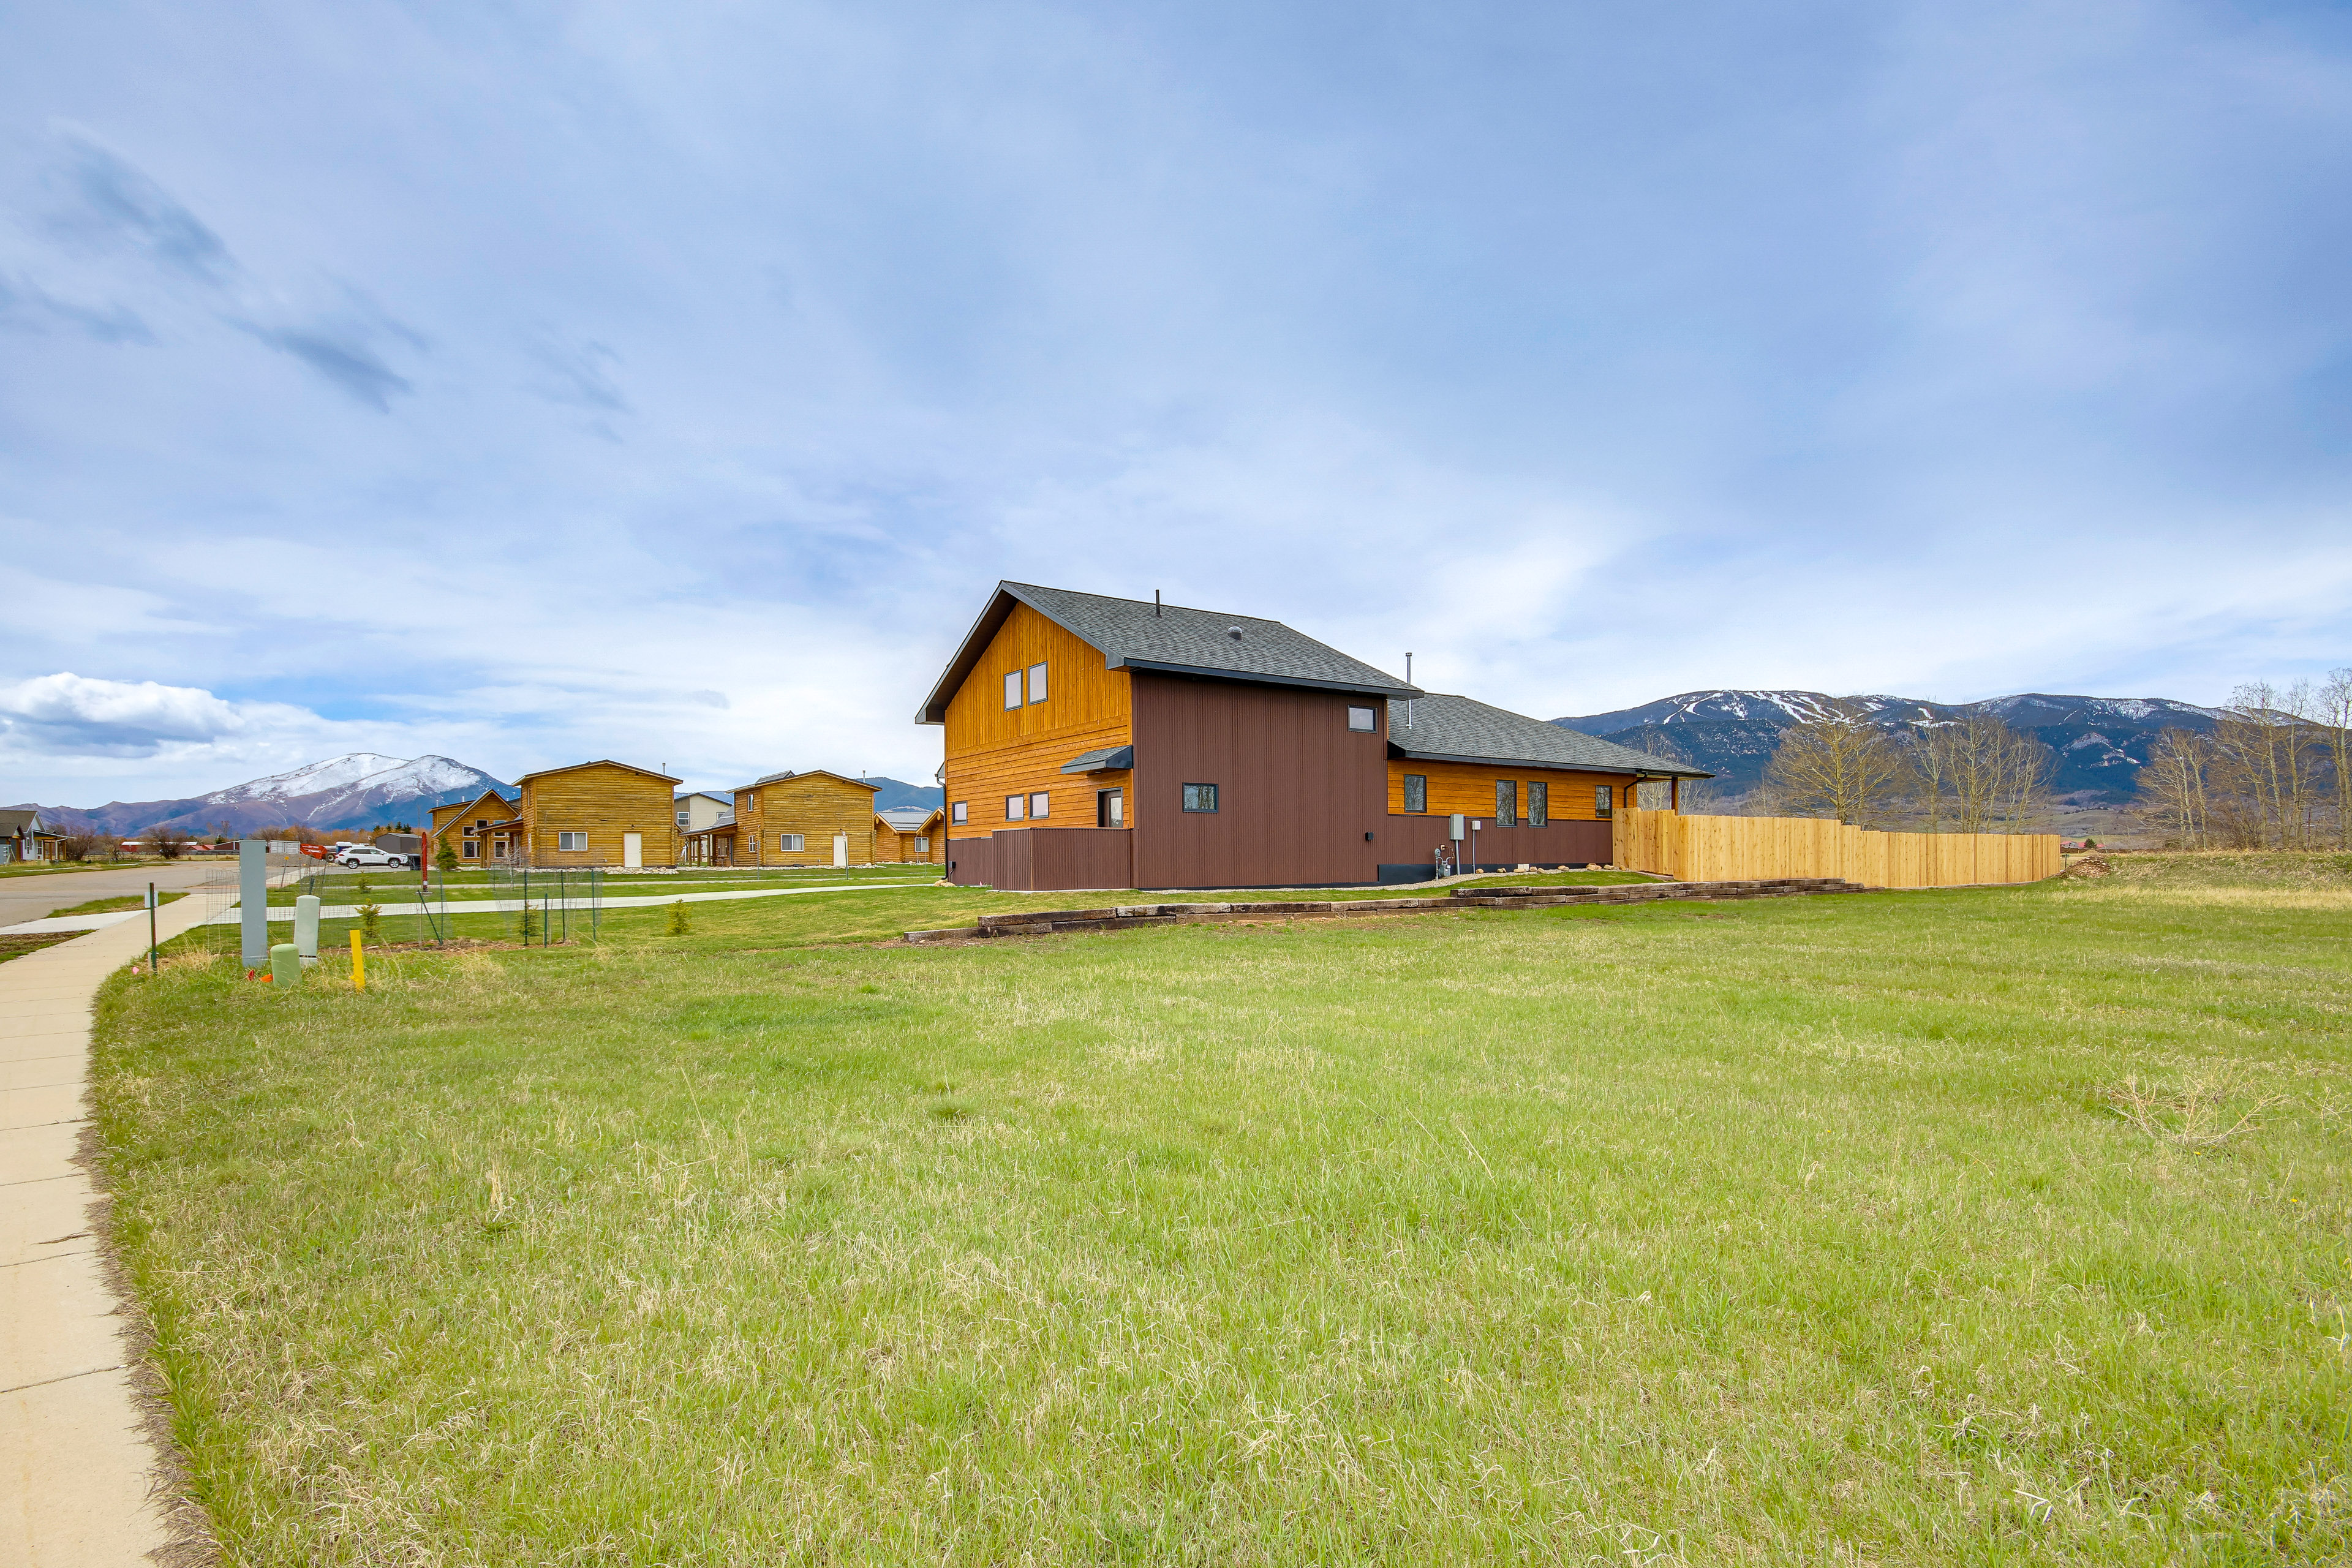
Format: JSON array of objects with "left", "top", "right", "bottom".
[{"left": 1612, "top": 810, "right": 2058, "bottom": 888}]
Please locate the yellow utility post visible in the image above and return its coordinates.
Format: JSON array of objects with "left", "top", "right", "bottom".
[{"left": 350, "top": 930, "right": 366, "bottom": 991}]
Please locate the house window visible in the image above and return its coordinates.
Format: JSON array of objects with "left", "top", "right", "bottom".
[
  {"left": 557, "top": 832, "right": 589, "bottom": 852},
  {"left": 1098, "top": 788, "right": 1125, "bottom": 827},
  {"left": 951, "top": 801, "right": 968, "bottom": 825},
  {"left": 913, "top": 836, "right": 930, "bottom": 854},
  {"left": 1005, "top": 795, "right": 1025, "bottom": 821},
  {"left": 1030, "top": 791, "right": 1050, "bottom": 818},
  {"left": 1403, "top": 774, "right": 1427, "bottom": 813},
  {"left": 676, "top": 811, "right": 690, "bottom": 827},
  {"left": 1528, "top": 781, "right": 1548, "bottom": 827},
  {"left": 1028, "top": 662, "right": 1048, "bottom": 704},
  {"left": 1595, "top": 785, "right": 1614, "bottom": 820},
  {"left": 1182, "top": 783, "right": 1219, "bottom": 813},
  {"left": 1495, "top": 780, "right": 1518, "bottom": 827},
  {"left": 1348, "top": 706, "right": 1376, "bottom": 732},
  {"left": 780, "top": 833, "right": 804, "bottom": 852},
  {"left": 461, "top": 837, "right": 478, "bottom": 858},
  {"left": 1003, "top": 670, "right": 1023, "bottom": 710}
]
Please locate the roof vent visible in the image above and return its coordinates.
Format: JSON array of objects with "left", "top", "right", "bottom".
[{"left": 1226, "top": 626, "right": 1243, "bottom": 640}]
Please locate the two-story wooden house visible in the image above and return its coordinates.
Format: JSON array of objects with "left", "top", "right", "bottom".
[
  {"left": 691, "top": 770, "right": 881, "bottom": 867},
  {"left": 516, "top": 760, "right": 681, "bottom": 867},
  {"left": 919, "top": 582, "right": 1710, "bottom": 890}
]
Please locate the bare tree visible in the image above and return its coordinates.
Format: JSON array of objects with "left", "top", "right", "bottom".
[
  {"left": 1763, "top": 699, "right": 1912, "bottom": 826},
  {"left": 148, "top": 824, "right": 192, "bottom": 860},
  {"left": 2210, "top": 682, "right": 2323, "bottom": 848},
  {"left": 1626, "top": 729, "right": 1717, "bottom": 812},
  {"left": 57, "top": 830, "right": 107, "bottom": 863},
  {"left": 2136, "top": 728, "right": 2212, "bottom": 847},
  {"left": 2320, "top": 666, "right": 2351, "bottom": 850},
  {"left": 1913, "top": 714, "right": 2053, "bottom": 833}
]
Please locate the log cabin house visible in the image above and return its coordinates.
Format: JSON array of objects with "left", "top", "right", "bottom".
[
  {"left": 683, "top": 770, "right": 881, "bottom": 867},
  {"left": 427, "top": 789, "right": 521, "bottom": 866},
  {"left": 516, "top": 760, "right": 682, "bottom": 867},
  {"left": 875, "top": 806, "right": 945, "bottom": 864},
  {"left": 919, "top": 582, "right": 1711, "bottom": 891}
]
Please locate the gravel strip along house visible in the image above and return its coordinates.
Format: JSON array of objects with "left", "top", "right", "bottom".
[{"left": 919, "top": 581, "right": 1712, "bottom": 891}]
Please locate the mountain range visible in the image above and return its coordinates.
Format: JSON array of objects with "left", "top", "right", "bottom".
[
  {"left": 1553, "top": 691, "right": 2223, "bottom": 801},
  {"left": 21, "top": 755, "right": 515, "bottom": 838},
  {"left": 17, "top": 755, "right": 948, "bottom": 838}
]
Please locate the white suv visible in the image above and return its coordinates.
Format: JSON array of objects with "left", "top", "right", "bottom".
[{"left": 336, "top": 846, "right": 411, "bottom": 869}]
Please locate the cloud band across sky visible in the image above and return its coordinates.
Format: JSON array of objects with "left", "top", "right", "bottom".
[{"left": 2, "top": 1, "right": 2348, "bottom": 803}]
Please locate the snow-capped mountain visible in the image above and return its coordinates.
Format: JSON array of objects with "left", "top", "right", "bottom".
[
  {"left": 23, "top": 753, "right": 514, "bottom": 838},
  {"left": 1552, "top": 690, "right": 2223, "bottom": 802}
]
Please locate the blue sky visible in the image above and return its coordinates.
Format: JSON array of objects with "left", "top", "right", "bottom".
[{"left": 4, "top": 0, "right": 2349, "bottom": 803}]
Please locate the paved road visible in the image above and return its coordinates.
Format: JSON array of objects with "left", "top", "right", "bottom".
[{"left": 0, "top": 862, "right": 232, "bottom": 931}]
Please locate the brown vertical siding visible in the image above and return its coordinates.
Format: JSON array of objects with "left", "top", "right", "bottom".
[
  {"left": 1128, "top": 673, "right": 1390, "bottom": 888},
  {"left": 943, "top": 827, "right": 1133, "bottom": 891}
]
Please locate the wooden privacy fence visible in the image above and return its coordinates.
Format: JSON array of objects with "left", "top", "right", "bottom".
[{"left": 1611, "top": 809, "right": 2061, "bottom": 888}]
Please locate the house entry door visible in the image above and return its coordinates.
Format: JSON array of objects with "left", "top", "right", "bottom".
[
  {"left": 831, "top": 834, "right": 848, "bottom": 868},
  {"left": 623, "top": 832, "right": 643, "bottom": 869}
]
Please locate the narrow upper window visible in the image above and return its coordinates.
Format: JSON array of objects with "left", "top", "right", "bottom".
[
  {"left": 1595, "top": 784, "right": 1614, "bottom": 820},
  {"left": 780, "top": 833, "right": 805, "bottom": 853},
  {"left": 1182, "top": 783, "right": 1219, "bottom": 813},
  {"left": 1403, "top": 774, "right": 1427, "bottom": 813},
  {"left": 1495, "top": 780, "right": 1518, "bottom": 827},
  {"left": 1028, "top": 662, "right": 1049, "bottom": 704},
  {"left": 951, "top": 801, "right": 969, "bottom": 824},
  {"left": 1347, "top": 705, "right": 1376, "bottom": 732},
  {"left": 1003, "top": 671, "right": 1023, "bottom": 710},
  {"left": 1527, "top": 780, "right": 1548, "bottom": 827},
  {"left": 1005, "top": 794, "right": 1025, "bottom": 821},
  {"left": 1030, "top": 791, "right": 1051, "bottom": 818},
  {"left": 557, "top": 831, "right": 589, "bottom": 852}
]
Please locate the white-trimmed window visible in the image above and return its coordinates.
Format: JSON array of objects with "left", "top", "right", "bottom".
[
  {"left": 780, "top": 833, "right": 805, "bottom": 852},
  {"left": 1003, "top": 670, "right": 1023, "bottom": 710},
  {"left": 676, "top": 811, "right": 690, "bottom": 827},
  {"left": 913, "top": 836, "right": 930, "bottom": 854},
  {"left": 461, "top": 837, "right": 478, "bottom": 857},
  {"left": 1028, "top": 662, "right": 1048, "bottom": 704},
  {"left": 1348, "top": 705, "right": 1376, "bottom": 732},
  {"left": 951, "top": 801, "right": 968, "bottom": 824},
  {"left": 1030, "top": 791, "right": 1050, "bottom": 818},
  {"left": 557, "top": 832, "right": 589, "bottom": 852},
  {"left": 1005, "top": 794, "right": 1025, "bottom": 821}
]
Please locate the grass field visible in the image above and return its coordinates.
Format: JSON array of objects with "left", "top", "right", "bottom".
[
  {"left": 47, "top": 889, "right": 189, "bottom": 919},
  {"left": 90, "top": 853, "right": 2351, "bottom": 1564}
]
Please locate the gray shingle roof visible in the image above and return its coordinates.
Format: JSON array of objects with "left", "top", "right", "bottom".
[
  {"left": 878, "top": 807, "right": 940, "bottom": 830},
  {"left": 919, "top": 582, "right": 1419, "bottom": 722},
  {"left": 1387, "top": 695, "right": 1714, "bottom": 777},
  {"left": 0, "top": 809, "right": 48, "bottom": 835}
]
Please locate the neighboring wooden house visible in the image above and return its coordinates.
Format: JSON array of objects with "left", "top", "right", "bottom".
[
  {"left": 674, "top": 791, "right": 734, "bottom": 834},
  {"left": 0, "top": 809, "right": 57, "bottom": 864},
  {"left": 719, "top": 770, "right": 881, "bottom": 867},
  {"left": 875, "top": 806, "right": 944, "bottom": 864},
  {"left": 918, "top": 582, "right": 1712, "bottom": 891},
  {"left": 428, "top": 789, "right": 521, "bottom": 865},
  {"left": 516, "top": 761, "right": 682, "bottom": 867}
]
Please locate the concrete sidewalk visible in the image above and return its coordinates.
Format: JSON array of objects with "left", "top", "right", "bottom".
[{"left": 3, "top": 884, "right": 223, "bottom": 1565}]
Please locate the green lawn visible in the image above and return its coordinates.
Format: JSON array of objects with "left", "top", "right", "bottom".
[
  {"left": 91, "top": 854, "right": 2351, "bottom": 1564},
  {"left": 47, "top": 889, "right": 189, "bottom": 919}
]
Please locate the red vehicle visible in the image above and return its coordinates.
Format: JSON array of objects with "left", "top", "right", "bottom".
[{"left": 300, "top": 843, "right": 330, "bottom": 859}]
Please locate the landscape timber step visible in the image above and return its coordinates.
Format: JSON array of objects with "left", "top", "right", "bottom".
[{"left": 902, "top": 879, "right": 1871, "bottom": 943}]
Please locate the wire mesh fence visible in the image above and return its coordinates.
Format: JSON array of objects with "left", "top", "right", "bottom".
[{"left": 481, "top": 866, "right": 605, "bottom": 946}]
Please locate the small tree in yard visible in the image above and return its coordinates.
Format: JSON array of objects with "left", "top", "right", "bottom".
[
  {"left": 436, "top": 843, "right": 460, "bottom": 875},
  {"left": 666, "top": 899, "right": 692, "bottom": 935},
  {"left": 1763, "top": 700, "right": 1910, "bottom": 826},
  {"left": 358, "top": 903, "right": 382, "bottom": 943},
  {"left": 148, "top": 824, "right": 192, "bottom": 860},
  {"left": 58, "top": 831, "right": 105, "bottom": 863}
]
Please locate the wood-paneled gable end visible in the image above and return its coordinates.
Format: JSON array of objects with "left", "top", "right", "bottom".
[
  {"left": 518, "top": 761, "right": 681, "bottom": 867},
  {"left": 941, "top": 602, "right": 1132, "bottom": 840}
]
